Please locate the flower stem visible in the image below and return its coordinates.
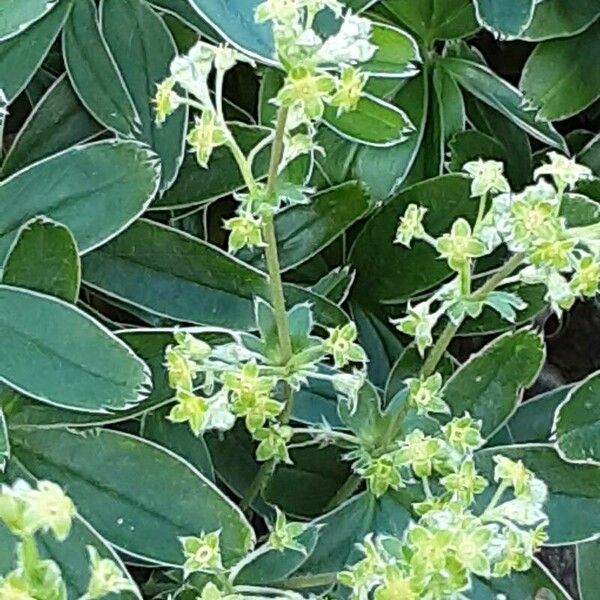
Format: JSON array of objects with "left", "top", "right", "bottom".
[
  {"left": 240, "top": 106, "right": 293, "bottom": 512},
  {"left": 421, "top": 252, "right": 526, "bottom": 378}
]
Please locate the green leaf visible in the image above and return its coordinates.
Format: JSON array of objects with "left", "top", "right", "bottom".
[
  {"left": 579, "top": 133, "right": 600, "bottom": 174},
  {"left": 353, "top": 305, "right": 404, "bottom": 388},
  {"left": 0, "top": 285, "right": 152, "bottom": 413},
  {"left": 153, "top": 124, "right": 271, "bottom": 210},
  {"left": 142, "top": 405, "right": 215, "bottom": 481},
  {"left": 464, "top": 94, "right": 532, "bottom": 189},
  {"left": 265, "top": 445, "right": 352, "bottom": 518},
  {"left": 578, "top": 539, "right": 600, "bottom": 598},
  {"left": 350, "top": 174, "right": 478, "bottom": 303},
  {"left": 324, "top": 94, "right": 415, "bottom": 147},
  {"left": 385, "top": 344, "right": 454, "bottom": 405},
  {"left": 0, "top": 74, "right": 103, "bottom": 177},
  {"left": 488, "top": 385, "right": 573, "bottom": 447},
  {"left": 0, "top": 140, "right": 160, "bottom": 262},
  {"left": 554, "top": 371, "right": 600, "bottom": 465},
  {"left": 185, "top": 0, "right": 275, "bottom": 63},
  {"left": 383, "top": 0, "right": 478, "bottom": 43},
  {"left": 441, "top": 57, "right": 565, "bottom": 150},
  {"left": 361, "top": 23, "right": 421, "bottom": 78},
  {"left": 2, "top": 218, "right": 80, "bottom": 302},
  {"left": 242, "top": 182, "right": 371, "bottom": 272},
  {"left": 0, "top": 407, "right": 7, "bottom": 472},
  {"left": 475, "top": 444, "right": 600, "bottom": 545},
  {"left": 292, "top": 371, "right": 344, "bottom": 428},
  {"left": 1, "top": 329, "right": 210, "bottom": 428},
  {"left": 471, "top": 559, "right": 571, "bottom": 599},
  {"left": 0, "top": 0, "right": 60, "bottom": 41},
  {"left": 353, "top": 72, "right": 427, "bottom": 201},
  {"left": 63, "top": 0, "right": 140, "bottom": 136},
  {"left": 457, "top": 283, "right": 548, "bottom": 336},
  {"left": 12, "top": 427, "right": 255, "bottom": 566},
  {"left": 473, "top": 0, "right": 536, "bottom": 37},
  {"left": 232, "top": 526, "right": 320, "bottom": 586},
  {"left": 311, "top": 266, "right": 355, "bottom": 305},
  {"left": 292, "top": 492, "right": 412, "bottom": 580},
  {"left": 433, "top": 64, "right": 465, "bottom": 143},
  {"left": 520, "top": 22, "right": 600, "bottom": 121},
  {"left": 443, "top": 331, "right": 544, "bottom": 438},
  {"left": 82, "top": 219, "right": 346, "bottom": 331},
  {"left": 149, "top": 0, "right": 221, "bottom": 42},
  {"left": 522, "top": 0, "right": 600, "bottom": 42},
  {"left": 449, "top": 130, "right": 508, "bottom": 175},
  {"left": 101, "top": 0, "right": 187, "bottom": 191},
  {"left": 0, "top": 516, "right": 140, "bottom": 599},
  {"left": 0, "top": 0, "right": 71, "bottom": 102}
]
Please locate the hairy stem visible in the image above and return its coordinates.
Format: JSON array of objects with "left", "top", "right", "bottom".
[
  {"left": 240, "top": 106, "right": 292, "bottom": 512},
  {"left": 421, "top": 252, "right": 526, "bottom": 378}
]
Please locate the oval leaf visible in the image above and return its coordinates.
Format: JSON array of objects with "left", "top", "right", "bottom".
[
  {"left": 63, "top": 0, "right": 140, "bottom": 136},
  {"left": 0, "top": 140, "right": 160, "bottom": 262},
  {"left": 441, "top": 57, "right": 565, "bottom": 150},
  {"left": 0, "top": 0, "right": 70, "bottom": 102},
  {"left": 554, "top": 371, "right": 600, "bottom": 465},
  {"left": 520, "top": 22, "right": 600, "bottom": 121},
  {"left": 3, "top": 218, "right": 80, "bottom": 302},
  {"left": 81, "top": 219, "right": 346, "bottom": 330},
  {"left": 0, "top": 74, "right": 103, "bottom": 177},
  {"left": 0, "top": 0, "right": 60, "bottom": 42},
  {"left": 0, "top": 285, "right": 152, "bottom": 413},
  {"left": 475, "top": 444, "right": 600, "bottom": 545},
  {"left": 443, "top": 330, "right": 544, "bottom": 438},
  {"left": 324, "top": 94, "right": 414, "bottom": 147},
  {"left": 12, "top": 427, "right": 255, "bottom": 566},
  {"left": 473, "top": 0, "right": 535, "bottom": 38},
  {"left": 350, "top": 174, "right": 478, "bottom": 303},
  {"left": 101, "top": 0, "right": 187, "bottom": 191}
]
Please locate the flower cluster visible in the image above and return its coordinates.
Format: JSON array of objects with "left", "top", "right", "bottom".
[
  {"left": 392, "top": 153, "right": 598, "bottom": 354},
  {"left": 342, "top": 417, "right": 549, "bottom": 599},
  {"left": 154, "top": 0, "right": 378, "bottom": 255},
  {"left": 0, "top": 480, "right": 134, "bottom": 600},
  {"left": 164, "top": 305, "right": 368, "bottom": 465}
]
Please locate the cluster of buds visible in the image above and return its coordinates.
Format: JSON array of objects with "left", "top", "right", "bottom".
[
  {"left": 164, "top": 305, "right": 368, "bottom": 465},
  {"left": 0, "top": 480, "right": 134, "bottom": 600},
  {"left": 392, "top": 153, "right": 598, "bottom": 354},
  {"left": 179, "top": 513, "right": 310, "bottom": 599},
  {"left": 153, "top": 0, "right": 379, "bottom": 256},
  {"left": 343, "top": 417, "right": 549, "bottom": 599}
]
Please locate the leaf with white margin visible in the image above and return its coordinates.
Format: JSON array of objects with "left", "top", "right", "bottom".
[
  {"left": 554, "top": 370, "right": 600, "bottom": 465},
  {"left": 0, "top": 285, "right": 152, "bottom": 413},
  {"left": 0, "top": 140, "right": 160, "bottom": 263},
  {"left": 0, "top": 0, "right": 60, "bottom": 42},
  {"left": 11, "top": 427, "right": 255, "bottom": 567}
]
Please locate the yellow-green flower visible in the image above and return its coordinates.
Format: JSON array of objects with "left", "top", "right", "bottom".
[
  {"left": 397, "top": 430, "right": 442, "bottom": 479},
  {"left": 534, "top": 151, "right": 593, "bottom": 192},
  {"left": 168, "top": 389, "right": 210, "bottom": 436},
  {"left": 180, "top": 531, "right": 223, "bottom": 577},
  {"left": 442, "top": 413, "right": 483, "bottom": 454},
  {"left": 268, "top": 509, "right": 309, "bottom": 553},
  {"left": 0, "top": 573, "right": 33, "bottom": 600},
  {"left": 436, "top": 218, "right": 486, "bottom": 272},
  {"left": 462, "top": 159, "right": 510, "bottom": 198},
  {"left": 85, "top": 547, "right": 136, "bottom": 599},
  {"left": 254, "top": 424, "right": 293, "bottom": 463},
  {"left": 395, "top": 204, "right": 427, "bottom": 248},
  {"left": 187, "top": 110, "right": 228, "bottom": 168},
  {"left": 330, "top": 66, "right": 367, "bottom": 114},
  {"left": 571, "top": 254, "right": 600, "bottom": 297},
  {"left": 362, "top": 453, "right": 405, "bottom": 498},
  {"left": 153, "top": 78, "right": 182, "bottom": 124},
  {"left": 223, "top": 212, "right": 264, "bottom": 252},
  {"left": 165, "top": 346, "right": 198, "bottom": 391},
  {"left": 324, "top": 322, "right": 366, "bottom": 368},
  {"left": 276, "top": 67, "right": 335, "bottom": 119},
  {"left": 441, "top": 459, "right": 488, "bottom": 505},
  {"left": 24, "top": 481, "right": 76, "bottom": 542},
  {"left": 406, "top": 373, "right": 449, "bottom": 416}
]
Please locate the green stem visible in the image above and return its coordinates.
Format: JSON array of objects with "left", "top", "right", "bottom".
[
  {"left": 323, "top": 473, "right": 362, "bottom": 512},
  {"left": 283, "top": 572, "right": 338, "bottom": 590},
  {"left": 475, "top": 192, "right": 488, "bottom": 231},
  {"left": 421, "top": 252, "right": 526, "bottom": 378},
  {"left": 240, "top": 106, "right": 293, "bottom": 512},
  {"left": 482, "top": 481, "right": 509, "bottom": 517}
]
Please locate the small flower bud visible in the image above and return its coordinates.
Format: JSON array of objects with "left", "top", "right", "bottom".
[
  {"left": 462, "top": 159, "right": 510, "bottom": 198},
  {"left": 180, "top": 531, "right": 223, "bottom": 577},
  {"left": 85, "top": 547, "right": 136, "bottom": 599}
]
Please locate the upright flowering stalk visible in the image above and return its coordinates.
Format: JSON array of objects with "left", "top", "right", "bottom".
[{"left": 155, "top": 0, "right": 376, "bottom": 513}]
